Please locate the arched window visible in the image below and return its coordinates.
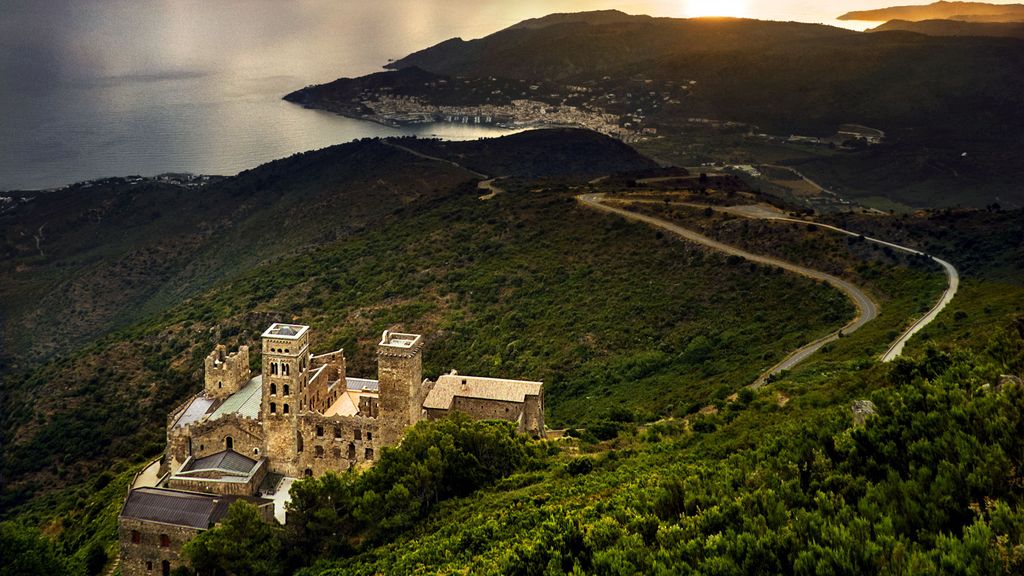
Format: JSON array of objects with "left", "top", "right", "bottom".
[
  {"left": 146, "top": 561, "right": 152, "bottom": 571},
  {"left": 162, "top": 560, "right": 170, "bottom": 576},
  {"left": 131, "top": 530, "right": 141, "bottom": 544},
  {"left": 225, "top": 436, "right": 233, "bottom": 451},
  {"left": 199, "top": 444, "right": 205, "bottom": 452},
  {"left": 315, "top": 446, "right": 324, "bottom": 458},
  {"left": 159, "top": 534, "right": 170, "bottom": 548},
  {"left": 271, "top": 362, "right": 278, "bottom": 375},
  {"left": 283, "top": 363, "right": 290, "bottom": 376},
  {"left": 283, "top": 384, "right": 290, "bottom": 396},
  {"left": 270, "top": 402, "right": 277, "bottom": 414},
  {"left": 304, "top": 468, "right": 312, "bottom": 477},
  {"left": 316, "top": 426, "right": 324, "bottom": 437},
  {"left": 218, "top": 381, "right": 222, "bottom": 389},
  {"left": 253, "top": 448, "right": 260, "bottom": 456},
  {"left": 283, "top": 403, "right": 290, "bottom": 414},
  {"left": 270, "top": 383, "right": 277, "bottom": 395}
]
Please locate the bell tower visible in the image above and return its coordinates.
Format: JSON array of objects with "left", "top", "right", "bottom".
[{"left": 260, "top": 323, "right": 311, "bottom": 475}]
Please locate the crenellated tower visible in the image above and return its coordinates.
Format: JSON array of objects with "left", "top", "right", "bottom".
[{"left": 204, "top": 345, "right": 250, "bottom": 399}]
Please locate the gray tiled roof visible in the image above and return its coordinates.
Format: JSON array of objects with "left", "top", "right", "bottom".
[
  {"left": 185, "top": 450, "right": 259, "bottom": 474},
  {"left": 120, "top": 488, "right": 233, "bottom": 529},
  {"left": 174, "top": 396, "right": 216, "bottom": 428},
  {"left": 346, "top": 378, "right": 379, "bottom": 392}
]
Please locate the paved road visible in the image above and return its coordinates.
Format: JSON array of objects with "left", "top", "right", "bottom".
[
  {"left": 578, "top": 193, "right": 880, "bottom": 386},
  {"left": 618, "top": 198, "right": 960, "bottom": 365}
]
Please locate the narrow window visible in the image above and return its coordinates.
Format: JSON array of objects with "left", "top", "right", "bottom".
[
  {"left": 225, "top": 436, "right": 233, "bottom": 451},
  {"left": 316, "top": 426, "right": 324, "bottom": 437},
  {"left": 365, "top": 448, "right": 374, "bottom": 460},
  {"left": 131, "top": 530, "right": 141, "bottom": 544},
  {"left": 332, "top": 447, "right": 341, "bottom": 458},
  {"left": 270, "top": 402, "right": 277, "bottom": 414},
  {"left": 333, "top": 427, "right": 341, "bottom": 439},
  {"left": 367, "top": 432, "right": 373, "bottom": 441},
  {"left": 304, "top": 468, "right": 312, "bottom": 477},
  {"left": 270, "top": 383, "right": 277, "bottom": 395},
  {"left": 271, "top": 362, "right": 278, "bottom": 375},
  {"left": 146, "top": 561, "right": 152, "bottom": 571},
  {"left": 162, "top": 560, "right": 170, "bottom": 576},
  {"left": 283, "top": 363, "right": 290, "bottom": 376},
  {"left": 315, "top": 446, "right": 324, "bottom": 458},
  {"left": 283, "top": 403, "right": 290, "bottom": 414},
  {"left": 218, "top": 381, "right": 222, "bottom": 389},
  {"left": 296, "top": 432, "right": 304, "bottom": 453},
  {"left": 283, "top": 384, "right": 290, "bottom": 396},
  {"left": 354, "top": 429, "right": 362, "bottom": 441},
  {"left": 159, "top": 534, "right": 170, "bottom": 548},
  {"left": 347, "top": 443, "right": 355, "bottom": 459}
]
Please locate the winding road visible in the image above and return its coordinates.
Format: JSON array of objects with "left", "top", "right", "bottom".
[{"left": 578, "top": 193, "right": 959, "bottom": 384}]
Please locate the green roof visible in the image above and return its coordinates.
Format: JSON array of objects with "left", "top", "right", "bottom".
[{"left": 209, "top": 376, "right": 262, "bottom": 421}]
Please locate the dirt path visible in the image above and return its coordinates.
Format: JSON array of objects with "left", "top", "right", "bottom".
[{"left": 578, "top": 193, "right": 880, "bottom": 386}]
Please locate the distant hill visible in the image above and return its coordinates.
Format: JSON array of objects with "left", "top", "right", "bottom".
[
  {"left": 872, "top": 17, "right": 1024, "bottom": 36},
  {"left": 388, "top": 17, "right": 856, "bottom": 82},
  {"left": 504, "top": 9, "right": 651, "bottom": 31},
  {"left": 840, "top": 1, "right": 1024, "bottom": 22}
]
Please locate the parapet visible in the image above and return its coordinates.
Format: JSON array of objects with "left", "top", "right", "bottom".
[{"left": 377, "top": 330, "right": 423, "bottom": 357}]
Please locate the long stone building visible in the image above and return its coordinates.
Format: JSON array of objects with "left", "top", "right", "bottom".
[{"left": 118, "top": 323, "right": 544, "bottom": 576}]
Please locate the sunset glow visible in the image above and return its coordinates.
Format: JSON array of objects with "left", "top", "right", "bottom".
[{"left": 683, "top": 0, "right": 751, "bottom": 18}]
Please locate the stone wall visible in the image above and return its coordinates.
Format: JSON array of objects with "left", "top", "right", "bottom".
[
  {"left": 294, "top": 413, "right": 380, "bottom": 477},
  {"left": 166, "top": 415, "right": 265, "bottom": 474},
  {"left": 118, "top": 518, "right": 199, "bottom": 576}
]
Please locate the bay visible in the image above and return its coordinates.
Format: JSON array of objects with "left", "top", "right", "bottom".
[{"left": 0, "top": 0, "right": 892, "bottom": 190}]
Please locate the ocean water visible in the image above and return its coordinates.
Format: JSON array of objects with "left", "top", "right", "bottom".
[{"left": 0, "top": 0, "right": 890, "bottom": 190}]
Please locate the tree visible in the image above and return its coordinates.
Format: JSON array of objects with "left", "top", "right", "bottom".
[
  {"left": 183, "top": 501, "right": 283, "bottom": 576},
  {"left": 0, "top": 522, "right": 70, "bottom": 576}
]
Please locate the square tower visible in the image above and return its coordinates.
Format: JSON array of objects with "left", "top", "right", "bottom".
[{"left": 377, "top": 330, "right": 424, "bottom": 446}]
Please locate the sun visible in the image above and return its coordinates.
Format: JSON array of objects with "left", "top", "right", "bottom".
[{"left": 683, "top": 0, "right": 751, "bottom": 18}]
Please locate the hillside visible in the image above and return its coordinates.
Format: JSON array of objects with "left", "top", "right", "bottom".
[
  {"left": 5, "top": 128, "right": 1023, "bottom": 574},
  {"left": 870, "top": 18, "right": 1024, "bottom": 36},
  {"left": 840, "top": 1, "right": 1024, "bottom": 22},
  {"left": 1, "top": 129, "right": 842, "bottom": 508}
]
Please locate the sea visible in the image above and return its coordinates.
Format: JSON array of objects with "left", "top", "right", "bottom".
[{"left": 0, "top": 0, "right": 877, "bottom": 191}]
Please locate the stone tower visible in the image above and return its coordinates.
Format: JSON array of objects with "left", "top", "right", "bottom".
[
  {"left": 204, "top": 345, "right": 250, "bottom": 399},
  {"left": 260, "top": 323, "right": 311, "bottom": 475},
  {"left": 377, "top": 330, "right": 424, "bottom": 446}
]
